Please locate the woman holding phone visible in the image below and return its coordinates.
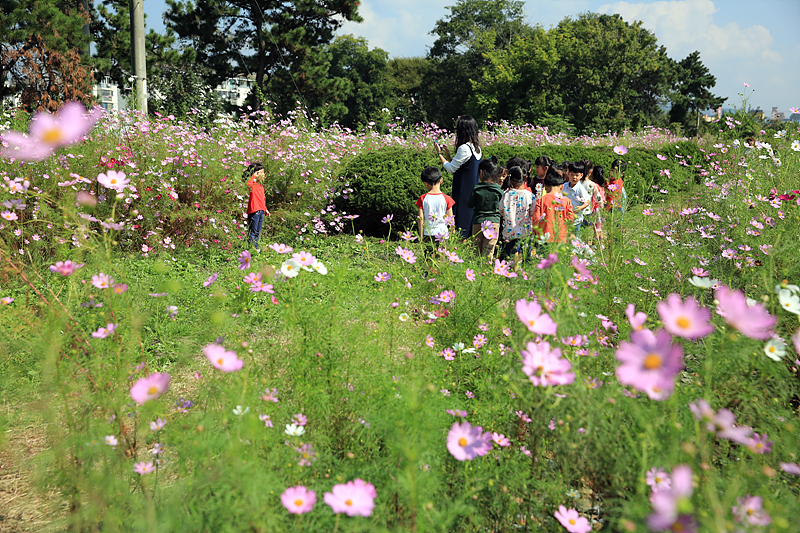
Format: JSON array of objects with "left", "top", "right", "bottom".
[{"left": 436, "top": 116, "right": 482, "bottom": 239}]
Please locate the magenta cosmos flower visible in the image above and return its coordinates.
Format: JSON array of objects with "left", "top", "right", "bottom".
[
  {"left": 0, "top": 101, "right": 102, "bottom": 161},
  {"left": 130, "top": 373, "right": 171, "bottom": 405},
  {"left": 238, "top": 250, "right": 251, "bottom": 270},
  {"left": 323, "top": 479, "right": 376, "bottom": 517},
  {"left": 521, "top": 341, "right": 575, "bottom": 386},
  {"left": 657, "top": 294, "right": 713, "bottom": 340},
  {"left": 515, "top": 299, "right": 557, "bottom": 335},
  {"left": 554, "top": 506, "right": 592, "bottom": 533},
  {"left": 203, "top": 272, "right": 218, "bottom": 287},
  {"left": 446, "top": 421, "right": 493, "bottom": 461},
  {"left": 203, "top": 343, "right": 244, "bottom": 372},
  {"left": 49, "top": 260, "right": 84, "bottom": 276},
  {"left": 280, "top": 486, "right": 316, "bottom": 514},
  {"left": 615, "top": 329, "right": 683, "bottom": 400},
  {"left": 715, "top": 285, "right": 775, "bottom": 340},
  {"left": 732, "top": 495, "right": 771, "bottom": 526}
]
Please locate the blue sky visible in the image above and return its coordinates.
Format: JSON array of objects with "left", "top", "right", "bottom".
[{"left": 143, "top": 0, "right": 800, "bottom": 114}]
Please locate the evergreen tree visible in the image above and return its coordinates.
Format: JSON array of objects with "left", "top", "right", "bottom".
[
  {"left": 668, "top": 51, "right": 726, "bottom": 136},
  {"left": 163, "top": 0, "right": 361, "bottom": 115}
]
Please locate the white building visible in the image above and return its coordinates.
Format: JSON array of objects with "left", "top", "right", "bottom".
[
  {"left": 215, "top": 77, "right": 254, "bottom": 107},
  {"left": 92, "top": 76, "right": 125, "bottom": 111}
]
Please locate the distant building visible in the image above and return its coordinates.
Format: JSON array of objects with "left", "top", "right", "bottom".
[
  {"left": 215, "top": 77, "right": 254, "bottom": 107},
  {"left": 92, "top": 76, "right": 126, "bottom": 111},
  {"left": 751, "top": 109, "right": 765, "bottom": 121},
  {"left": 770, "top": 107, "right": 785, "bottom": 121}
]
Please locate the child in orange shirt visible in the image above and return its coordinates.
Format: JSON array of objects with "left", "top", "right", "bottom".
[
  {"left": 244, "top": 162, "right": 270, "bottom": 252},
  {"left": 533, "top": 169, "right": 575, "bottom": 243},
  {"left": 605, "top": 159, "right": 626, "bottom": 215}
]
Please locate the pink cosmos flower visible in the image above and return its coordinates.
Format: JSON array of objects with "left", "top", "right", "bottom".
[
  {"left": 439, "top": 290, "right": 456, "bottom": 303},
  {"left": 492, "top": 432, "right": 510, "bottom": 447},
  {"left": 0, "top": 101, "right": 102, "bottom": 161},
  {"left": 91, "top": 323, "right": 118, "bottom": 339},
  {"left": 473, "top": 334, "right": 487, "bottom": 349},
  {"left": 537, "top": 253, "right": 558, "bottom": 270},
  {"left": 0, "top": 210, "right": 18, "bottom": 221},
  {"left": 570, "top": 257, "right": 593, "bottom": 280},
  {"left": 554, "top": 506, "right": 592, "bottom": 533},
  {"left": 446, "top": 421, "right": 493, "bottom": 461},
  {"left": 291, "top": 413, "right": 308, "bottom": 426},
  {"left": 613, "top": 145, "right": 628, "bottom": 156},
  {"left": 130, "top": 373, "right": 171, "bottom": 405},
  {"left": 465, "top": 268, "right": 476, "bottom": 281},
  {"left": 324, "top": 479, "right": 376, "bottom": 516},
  {"left": 657, "top": 294, "right": 713, "bottom": 340},
  {"left": 112, "top": 283, "right": 128, "bottom": 294},
  {"left": 261, "top": 387, "right": 279, "bottom": 402},
  {"left": 732, "top": 495, "right": 771, "bottom": 526},
  {"left": 646, "top": 467, "right": 671, "bottom": 491},
  {"left": 689, "top": 399, "right": 752, "bottom": 444},
  {"left": 780, "top": 462, "right": 800, "bottom": 475},
  {"left": 715, "top": 285, "right": 775, "bottom": 340},
  {"left": 133, "top": 461, "right": 155, "bottom": 475},
  {"left": 791, "top": 328, "right": 800, "bottom": 355},
  {"left": 203, "top": 273, "right": 218, "bottom": 287},
  {"left": 203, "top": 343, "right": 244, "bottom": 372},
  {"left": 615, "top": 329, "right": 683, "bottom": 400},
  {"left": 516, "top": 411, "right": 532, "bottom": 422},
  {"left": 97, "top": 170, "right": 130, "bottom": 191},
  {"left": 281, "top": 486, "right": 316, "bottom": 514},
  {"left": 647, "top": 465, "right": 694, "bottom": 531},
  {"left": 656, "top": 153, "right": 667, "bottom": 160},
  {"left": 625, "top": 304, "right": 647, "bottom": 331},
  {"left": 374, "top": 272, "right": 390, "bottom": 282},
  {"left": 515, "top": 299, "right": 558, "bottom": 335},
  {"left": 747, "top": 433, "right": 772, "bottom": 454},
  {"left": 49, "top": 260, "right": 84, "bottom": 276},
  {"left": 243, "top": 272, "right": 262, "bottom": 284},
  {"left": 238, "top": 250, "right": 251, "bottom": 270},
  {"left": 292, "top": 251, "right": 316, "bottom": 267},
  {"left": 150, "top": 418, "right": 166, "bottom": 431},
  {"left": 92, "top": 273, "right": 114, "bottom": 289},
  {"left": 521, "top": 341, "right": 575, "bottom": 386},
  {"left": 269, "top": 243, "right": 293, "bottom": 254},
  {"left": 259, "top": 414, "right": 273, "bottom": 427}
]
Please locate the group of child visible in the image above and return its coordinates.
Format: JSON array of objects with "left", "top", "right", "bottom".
[{"left": 416, "top": 155, "right": 627, "bottom": 260}]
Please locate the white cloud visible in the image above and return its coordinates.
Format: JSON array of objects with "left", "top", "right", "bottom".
[{"left": 597, "top": 0, "right": 781, "bottom": 64}]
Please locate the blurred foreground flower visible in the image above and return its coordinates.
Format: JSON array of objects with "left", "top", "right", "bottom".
[
  {"left": 0, "top": 101, "right": 102, "bottom": 161},
  {"left": 130, "top": 373, "right": 171, "bottom": 405},
  {"left": 446, "top": 421, "right": 492, "bottom": 461},
  {"left": 281, "top": 486, "right": 316, "bottom": 514},
  {"left": 324, "top": 479, "right": 376, "bottom": 516},
  {"left": 203, "top": 343, "right": 244, "bottom": 372},
  {"left": 49, "top": 261, "right": 84, "bottom": 276},
  {"left": 554, "top": 505, "right": 592, "bottom": 533}
]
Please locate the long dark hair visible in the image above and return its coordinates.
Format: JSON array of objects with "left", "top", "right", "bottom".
[{"left": 454, "top": 116, "right": 480, "bottom": 151}]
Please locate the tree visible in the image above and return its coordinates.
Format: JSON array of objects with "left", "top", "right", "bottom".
[
  {"left": 386, "top": 57, "right": 432, "bottom": 126},
  {"left": 550, "top": 13, "right": 672, "bottom": 133},
  {"left": 426, "top": 0, "right": 532, "bottom": 128},
  {"left": 1, "top": 0, "right": 93, "bottom": 108},
  {"left": 92, "top": 0, "right": 188, "bottom": 92},
  {"left": 323, "top": 35, "right": 390, "bottom": 130},
  {"left": 668, "top": 51, "right": 726, "bottom": 136},
  {"left": 467, "top": 26, "right": 561, "bottom": 126},
  {"left": 164, "top": 0, "right": 361, "bottom": 115}
]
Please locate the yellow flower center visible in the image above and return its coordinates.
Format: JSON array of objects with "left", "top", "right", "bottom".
[
  {"left": 345, "top": 499, "right": 353, "bottom": 506},
  {"left": 644, "top": 354, "right": 662, "bottom": 370},
  {"left": 147, "top": 386, "right": 158, "bottom": 395},
  {"left": 294, "top": 499, "right": 303, "bottom": 506},
  {"left": 217, "top": 358, "right": 224, "bottom": 365},
  {"left": 747, "top": 509, "right": 754, "bottom": 515},
  {"left": 569, "top": 519, "right": 576, "bottom": 525},
  {"left": 458, "top": 437, "right": 467, "bottom": 447},
  {"left": 768, "top": 346, "right": 776, "bottom": 353},
  {"left": 676, "top": 316, "right": 690, "bottom": 329},
  {"left": 528, "top": 319, "right": 535, "bottom": 327},
  {"left": 42, "top": 128, "right": 63, "bottom": 144},
  {"left": 110, "top": 178, "right": 117, "bottom": 184}
]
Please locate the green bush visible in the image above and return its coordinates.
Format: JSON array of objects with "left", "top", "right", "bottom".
[{"left": 336, "top": 142, "right": 704, "bottom": 236}]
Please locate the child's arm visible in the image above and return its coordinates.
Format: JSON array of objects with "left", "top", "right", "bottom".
[{"left": 417, "top": 207, "right": 425, "bottom": 237}]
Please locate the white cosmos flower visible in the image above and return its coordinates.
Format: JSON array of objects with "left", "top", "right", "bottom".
[
  {"left": 280, "top": 259, "right": 301, "bottom": 278},
  {"left": 775, "top": 283, "right": 800, "bottom": 296},
  {"left": 763, "top": 338, "right": 786, "bottom": 361},
  {"left": 232, "top": 405, "right": 250, "bottom": 416},
  {"left": 453, "top": 342, "right": 465, "bottom": 351},
  {"left": 285, "top": 423, "right": 305, "bottom": 436},
  {"left": 778, "top": 289, "right": 800, "bottom": 315},
  {"left": 791, "top": 140, "right": 800, "bottom": 152},
  {"left": 689, "top": 276, "right": 717, "bottom": 288},
  {"left": 398, "top": 312, "right": 410, "bottom": 322},
  {"left": 311, "top": 260, "right": 328, "bottom": 275}
]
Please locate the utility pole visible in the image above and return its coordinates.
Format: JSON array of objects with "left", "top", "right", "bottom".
[{"left": 129, "top": 0, "right": 148, "bottom": 114}]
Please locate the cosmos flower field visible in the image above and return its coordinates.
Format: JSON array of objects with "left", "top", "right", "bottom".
[{"left": 0, "top": 102, "right": 799, "bottom": 532}]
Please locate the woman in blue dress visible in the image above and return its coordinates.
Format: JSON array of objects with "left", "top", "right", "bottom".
[{"left": 437, "top": 116, "right": 482, "bottom": 239}]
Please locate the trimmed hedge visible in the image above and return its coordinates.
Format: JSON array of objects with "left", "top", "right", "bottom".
[{"left": 335, "top": 141, "right": 705, "bottom": 237}]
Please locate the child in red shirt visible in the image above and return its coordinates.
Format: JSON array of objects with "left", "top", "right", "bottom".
[
  {"left": 244, "top": 162, "right": 270, "bottom": 252},
  {"left": 533, "top": 169, "right": 574, "bottom": 243}
]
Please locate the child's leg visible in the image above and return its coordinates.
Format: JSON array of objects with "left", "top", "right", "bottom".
[
  {"left": 484, "top": 222, "right": 500, "bottom": 258},
  {"left": 248, "top": 210, "right": 264, "bottom": 249}
]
